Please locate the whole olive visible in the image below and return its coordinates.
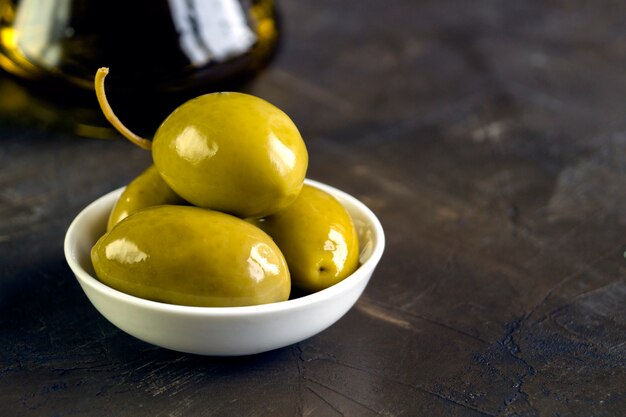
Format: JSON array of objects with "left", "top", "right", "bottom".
[
  {"left": 107, "top": 164, "right": 185, "bottom": 231},
  {"left": 251, "top": 185, "right": 359, "bottom": 293},
  {"left": 95, "top": 68, "right": 308, "bottom": 219},
  {"left": 92, "top": 205, "right": 291, "bottom": 307}
]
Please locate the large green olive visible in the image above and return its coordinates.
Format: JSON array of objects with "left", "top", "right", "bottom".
[
  {"left": 251, "top": 185, "right": 359, "bottom": 293},
  {"left": 92, "top": 206, "right": 290, "bottom": 307},
  {"left": 107, "top": 164, "right": 185, "bottom": 232},
  {"left": 152, "top": 92, "right": 308, "bottom": 218}
]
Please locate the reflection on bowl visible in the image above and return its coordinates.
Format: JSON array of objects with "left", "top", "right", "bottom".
[{"left": 64, "top": 179, "right": 385, "bottom": 356}]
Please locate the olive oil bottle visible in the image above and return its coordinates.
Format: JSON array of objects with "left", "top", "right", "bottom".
[{"left": 0, "top": 0, "right": 280, "bottom": 135}]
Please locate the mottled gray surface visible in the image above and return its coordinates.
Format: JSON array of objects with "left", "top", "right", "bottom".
[{"left": 1, "top": 1, "right": 625, "bottom": 416}]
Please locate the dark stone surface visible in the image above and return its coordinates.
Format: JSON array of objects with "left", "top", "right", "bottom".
[{"left": 1, "top": 1, "right": 625, "bottom": 416}]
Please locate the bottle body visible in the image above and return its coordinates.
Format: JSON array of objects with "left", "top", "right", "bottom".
[{"left": 0, "top": 0, "right": 280, "bottom": 133}]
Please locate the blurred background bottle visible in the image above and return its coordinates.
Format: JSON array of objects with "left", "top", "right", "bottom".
[{"left": 0, "top": 0, "right": 280, "bottom": 136}]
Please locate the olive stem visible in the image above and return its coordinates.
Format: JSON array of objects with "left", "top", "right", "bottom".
[{"left": 94, "top": 67, "right": 152, "bottom": 150}]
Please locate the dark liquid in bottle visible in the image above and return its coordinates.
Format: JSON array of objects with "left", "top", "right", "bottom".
[{"left": 0, "top": 0, "right": 280, "bottom": 136}]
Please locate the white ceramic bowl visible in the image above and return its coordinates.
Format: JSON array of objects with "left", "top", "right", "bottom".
[{"left": 64, "top": 179, "right": 385, "bottom": 356}]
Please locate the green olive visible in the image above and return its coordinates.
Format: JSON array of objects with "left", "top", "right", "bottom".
[
  {"left": 151, "top": 92, "right": 308, "bottom": 218},
  {"left": 251, "top": 185, "right": 359, "bottom": 293},
  {"left": 92, "top": 206, "right": 291, "bottom": 307},
  {"left": 107, "top": 164, "right": 185, "bottom": 232},
  {"left": 96, "top": 69, "right": 308, "bottom": 218}
]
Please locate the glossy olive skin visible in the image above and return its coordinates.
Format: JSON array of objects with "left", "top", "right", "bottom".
[
  {"left": 251, "top": 185, "right": 359, "bottom": 293},
  {"left": 92, "top": 206, "right": 291, "bottom": 307},
  {"left": 152, "top": 92, "right": 308, "bottom": 218},
  {"left": 107, "top": 165, "right": 185, "bottom": 232}
]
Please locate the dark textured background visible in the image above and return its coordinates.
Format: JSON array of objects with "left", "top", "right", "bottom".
[{"left": 1, "top": 1, "right": 625, "bottom": 416}]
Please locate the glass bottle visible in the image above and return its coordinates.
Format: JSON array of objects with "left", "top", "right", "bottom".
[{"left": 0, "top": 0, "right": 280, "bottom": 135}]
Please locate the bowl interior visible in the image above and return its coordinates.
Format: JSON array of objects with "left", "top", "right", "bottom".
[{"left": 65, "top": 178, "right": 385, "bottom": 313}]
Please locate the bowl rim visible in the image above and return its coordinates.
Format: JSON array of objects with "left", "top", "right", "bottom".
[{"left": 64, "top": 178, "right": 385, "bottom": 317}]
